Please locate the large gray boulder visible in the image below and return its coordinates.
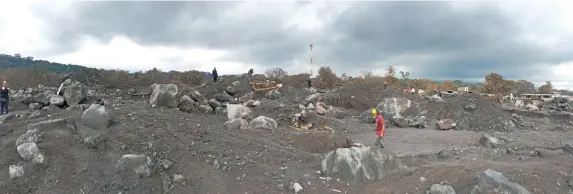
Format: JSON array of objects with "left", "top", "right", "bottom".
[
  {"left": 227, "top": 104, "right": 253, "bottom": 121},
  {"left": 178, "top": 95, "right": 198, "bottom": 113},
  {"left": 115, "top": 154, "right": 155, "bottom": 178},
  {"left": 248, "top": 116, "right": 278, "bottom": 130},
  {"left": 81, "top": 104, "right": 110, "bottom": 129},
  {"left": 475, "top": 169, "right": 531, "bottom": 194},
  {"left": 190, "top": 91, "right": 208, "bottom": 104},
  {"left": 50, "top": 95, "right": 65, "bottom": 107},
  {"left": 224, "top": 119, "right": 248, "bottom": 130},
  {"left": 32, "top": 90, "right": 54, "bottom": 105},
  {"left": 15, "top": 129, "right": 43, "bottom": 147},
  {"left": 149, "top": 84, "right": 178, "bottom": 108},
  {"left": 17, "top": 142, "right": 45, "bottom": 163},
  {"left": 375, "top": 98, "right": 412, "bottom": 123},
  {"left": 62, "top": 79, "right": 88, "bottom": 105},
  {"left": 321, "top": 146, "right": 407, "bottom": 183}
]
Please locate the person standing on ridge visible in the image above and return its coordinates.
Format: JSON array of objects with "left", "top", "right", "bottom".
[
  {"left": 212, "top": 67, "right": 218, "bottom": 82},
  {"left": 371, "top": 109, "right": 385, "bottom": 148},
  {"left": 383, "top": 80, "right": 388, "bottom": 90},
  {"left": 248, "top": 69, "right": 254, "bottom": 83},
  {"left": 0, "top": 81, "right": 10, "bottom": 115}
]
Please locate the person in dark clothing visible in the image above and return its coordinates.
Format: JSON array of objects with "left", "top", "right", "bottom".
[
  {"left": 212, "top": 67, "right": 218, "bottom": 82},
  {"left": 307, "top": 78, "right": 312, "bottom": 88},
  {"left": 0, "top": 81, "right": 9, "bottom": 115},
  {"left": 248, "top": 69, "right": 254, "bottom": 82}
]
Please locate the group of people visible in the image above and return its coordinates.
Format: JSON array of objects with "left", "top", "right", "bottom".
[{"left": 211, "top": 68, "right": 255, "bottom": 83}]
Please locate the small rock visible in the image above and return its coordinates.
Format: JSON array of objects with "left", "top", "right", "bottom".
[
  {"left": 161, "top": 159, "right": 173, "bottom": 170},
  {"left": 9, "top": 165, "right": 24, "bottom": 179},
  {"left": 213, "top": 159, "right": 221, "bottom": 169},
  {"left": 428, "top": 184, "right": 456, "bottom": 194},
  {"left": 173, "top": 174, "right": 185, "bottom": 183},
  {"left": 292, "top": 182, "right": 303, "bottom": 193}
]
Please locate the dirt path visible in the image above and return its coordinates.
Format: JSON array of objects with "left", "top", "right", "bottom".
[{"left": 351, "top": 127, "right": 573, "bottom": 156}]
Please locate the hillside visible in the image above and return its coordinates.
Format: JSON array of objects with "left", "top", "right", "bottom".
[{"left": 0, "top": 54, "right": 88, "bottom": 73}]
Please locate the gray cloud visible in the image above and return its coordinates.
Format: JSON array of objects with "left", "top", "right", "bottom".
[{"left": 34, "top": 1, "right": 573, "bottom": 82}]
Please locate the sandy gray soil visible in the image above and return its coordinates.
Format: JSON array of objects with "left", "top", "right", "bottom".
[{"left": 0, "top": 81, "right": 572, "bottom": 194}]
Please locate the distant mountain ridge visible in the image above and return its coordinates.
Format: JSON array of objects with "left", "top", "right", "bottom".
[{"left": 0, "top": 53, "right": 88, "bottom": 73}]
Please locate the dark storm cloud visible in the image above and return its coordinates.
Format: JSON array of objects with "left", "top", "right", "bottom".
[
  {"left": 326, "top": 1, "right": 573, "bottom": 79},
  {"left": 34, "top": 1, "right": 573, "bottom": 80}
]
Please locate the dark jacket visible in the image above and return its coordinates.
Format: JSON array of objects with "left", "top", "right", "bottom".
[
  {"left": 212, "top": 69, "right": 218, "bottom": 78},
  {"left": 0, "top": 87, "right": 9, "bottom": 99}
]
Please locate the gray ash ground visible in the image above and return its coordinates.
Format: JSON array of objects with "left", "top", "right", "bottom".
[{"left": 0, "top": 81, "right": 572, "bottom": 194}]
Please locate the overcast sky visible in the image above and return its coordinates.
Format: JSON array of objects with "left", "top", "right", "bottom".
[{"left": 0, "top": 1, "right": 572, "bottom": 89}]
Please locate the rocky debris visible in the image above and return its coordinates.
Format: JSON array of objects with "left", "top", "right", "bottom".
[
  {"left": 215, "top": 107, "right": 227, "bottom": 114},
  {"left": 50, "top": 95, "right": 65, "bottom": 107},
  {"left": 214, "top": 93, "right": 232, "bottom": 103},
  {"left": 428, "top": 183, "right": 456, "bottom": 194},
  {"left": 321, "top": 146, "right": 407, "bottom": 183},
  {"left": 391, "top": 115, "right": 427, "bottom": 128},
  {"left": 429, "top": 94, "right": 443, "bottom": 102},
  {"left": 316, "top": 102, "right": 328, "bottom": 115},
  {"left": 62, "top": 79, "right": 88, "bottom": 105},
  {"left": 199, "top": 104, "right": 214, "bottom": 114},
  {"left": 208, "top": 99, "right": 222, "bottom": 109},
  {"left": 227, "top": 104, "right": 253, "bottom": 121},
  {"left": 245, "top": 100, "right": 261, "bottom": 107},
  {"left": 535, "top": 148, "right": 564, "bottom": 158},
  {"left": 149, "top": 83, "right": 178, "bottom": 108},
  {"left": 9, "top": 164, "right": 24, "bottom": 179},
  {"left": 463, "top": 103, "right": 477, "bottom": 111},
  {"left": 0, "top": 113, "right": 15, "bottom": 124},
  {"left": 544, "top": 97, "right": 572, "bottom": 112},
  {"left": 28, "top": 110, "right": 41, "bottom": 119},
  {"left": 77, "top": 125, "right": 105, "bottom": 149},
  {"left": 376, "top": 97, "right": 412, "bottom": 124},
  {"left": 360, "top": 108, "right": 377, "bottom": 123},
  {"left": 190, "top": 90, "right": 208, "bottom": 104},
  {"left": 239, "top": 92, "right": 254, "bottom": 101},
  {"left": 436, "top": 119, "right": 456, "bottom": 130},
  {"left": 562, "top": 143, "right": 573, "bottom": 154},
  {"left": 525, "top": 104, "right": 539, "bottom": 111},
  {"left": 67, "top": 104, "right": 86, "bottom": 111},
  {"left": 178, "top": 95, "right": 198, "bottom": 113},
  {"left": 474, "top": 169, "right": 531, "bottom": 194},
  {"left": 17, "top": 142, "right": 45, "bottom": 163},
  {"left": 29, "top": 103, "right": 42, "bottom": 111},
  {"left": 81, "top": 104, "right": 110, "bottom": 129},
  {"left": 479, "top": 134, "right": 506, "bottom": 149},
  {"left": 305, "top": 93, "right": 321, "bottom": 105},
  {"left": 291, "top": 182, "right": 303, "bottom": 193},
  {"left": 27, "top": 117, "right": 76, "bottom": 131},
  {"left": 224, "top": 119, "right": 248, "bottom": 130},
  {"left": 327, "top": 106, "right": 346, "bottom": 119},
  {"left": 265, "top": 90, "right": 281, "bottom": 100},
  {"left": 248, "top": 116, "right": 278, "bottom": 130},
  {"left": 173, "top": 174, "right": 185, "bottom": 183},
  {"left": 392, "top": 115, "right": 409, "bottom": 127},
  {"left": 15, "top": 129, "right": 43, "bottom": 147},
  {"left": 514, "top": 100, "right": 525, "bottom": 108},
  {"left": 32, "top": 90, "right": 54, "bottom": 105},
  {"left": 225, "top": 86, "right": 238, "bottom": 96},
  {"left": 115, "top": 154, "right": 155, "bottom": 178}
]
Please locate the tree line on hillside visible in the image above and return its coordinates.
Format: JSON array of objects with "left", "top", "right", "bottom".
[{"left": 0, "top": 53, "right": 566, "bottom": 96}]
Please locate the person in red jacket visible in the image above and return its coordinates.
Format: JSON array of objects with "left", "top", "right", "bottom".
[{"left": 371, "top": 109, "right": 385, "bottom": 148}]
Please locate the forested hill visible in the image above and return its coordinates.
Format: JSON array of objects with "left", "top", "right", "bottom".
[{"left": 0, "top": 53, "right": 88, "bottom": 73}]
